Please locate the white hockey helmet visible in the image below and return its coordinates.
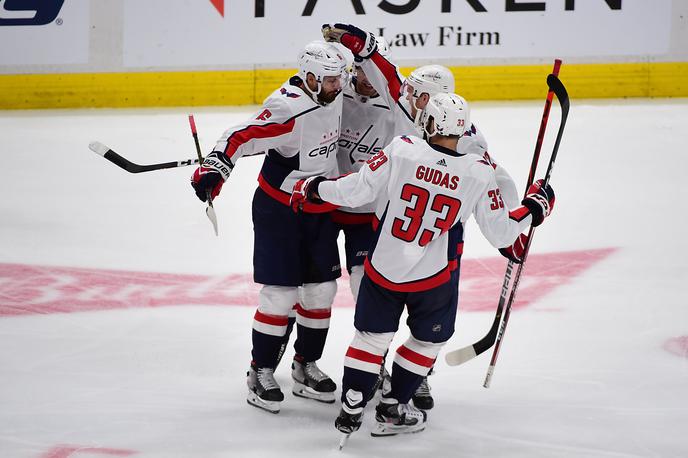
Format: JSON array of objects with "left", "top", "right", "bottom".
[
  {"left": 407, "top": 65, "right": 455, "bottom": 99},
  {"left": 419, "top": 92, "right": 470, "bottom": 138},
  {"left": 297, "top": 41, "right": 348, "bottom": 100}
]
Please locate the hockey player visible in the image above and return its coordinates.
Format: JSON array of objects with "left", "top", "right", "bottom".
[
  {"left": 190, "top": 41, "right": 348, "bottom": 414},
  {"left": 290, "top": 93, "right": 555, "bottom": 437},
  {"left": 335, "top": 36, "right": 394, "bottom": 303},
  {"left": 322, "top": 23, "right": 519, "bottom": 208},
  {"left": 323, "top": 23, "right": 520, "bottom": 410}
]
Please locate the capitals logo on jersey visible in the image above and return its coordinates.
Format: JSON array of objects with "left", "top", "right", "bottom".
[
  {"left": 339, "top": 125, "right": 385, "bottom": 165},
  {"left": 280, "top": 88, "right": 300, "bottom": 98},
  {"left": 477, "top": 151, "right": 497, "bottom": 169}
]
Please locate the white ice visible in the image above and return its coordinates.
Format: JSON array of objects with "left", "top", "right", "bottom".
[{"left": 1, "top": 97, "right": 687, "bottom": 458}]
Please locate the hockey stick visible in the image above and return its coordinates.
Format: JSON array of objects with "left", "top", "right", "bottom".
[
  {"left": 188, "top": 115, "right": 219, "bottom": 236},
  {"left": 89, "top": 141, "right": 200, "bottom": 173},
  {"left": 483, "top": 73, "right": 569, "bottom": 388},
  {"left": 445, "top": 60, "right": 562, "bottom": 367}
]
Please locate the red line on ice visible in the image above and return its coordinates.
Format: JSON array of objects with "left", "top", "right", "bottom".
[
  {"left": 663, "top": 335, "right": 688, "bottom": 359},
  {"left": 42, "top": 445, "right": 136, "bottom": 458},
  {"left": 0, "top": 248, "right": 616, "bottom": 318}
]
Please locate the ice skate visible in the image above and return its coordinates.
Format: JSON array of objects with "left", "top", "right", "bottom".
[
  {"left": 291, "top": 355, "right": 336, "bottom": 403},
  {"left": 247, "top": 364, "right": 284, "bottom": 414},
  {"left": 411, "top": 376, "right": 434, "bottom": 410},
  {"left": 336, "top": 389, "right": 364, "bottom": 450},
  {"left": 371, "top": 398, "right": 427, "bottom": 437}
]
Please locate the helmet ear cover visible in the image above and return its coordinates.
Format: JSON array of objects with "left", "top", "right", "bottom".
[{"left": 420, "top": 93, "right": 470, "bottom": 139}]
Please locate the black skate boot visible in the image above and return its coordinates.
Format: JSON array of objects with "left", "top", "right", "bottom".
[
  {"left": 247, "top": 363, "right": 284, "bottom": 414},
  {"left": 291, "top": 355, "right": 336, "bottom": 403},
  {"left": 372, "top": 397, "right": 427, "bottom": 437},
  {"left": 411, "top": 376, "right": 434, "bottom": 410},
  {"left": 336, "top": 389, "right": 364, "bottom": 450}
]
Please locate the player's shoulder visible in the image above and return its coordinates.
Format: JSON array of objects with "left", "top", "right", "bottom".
[
  {"left": 264, "top": 76, "right": 318, "bottom": 117},
  {"left": 465, "top": 152, "right": 498, "bottom": 183},
  {"left": 390, "top": 134, "right": 423, "bottom": 147}
]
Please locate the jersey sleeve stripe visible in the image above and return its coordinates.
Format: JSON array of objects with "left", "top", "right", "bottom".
[
  {"left": 223, "top": 118, "right": 296, "bottom": 160},
  {"left": 509, "top": 206, "right": 531, "bottom": 222},
  {"left": 370, "top": 52, "right": 403, "bottom": 103}
]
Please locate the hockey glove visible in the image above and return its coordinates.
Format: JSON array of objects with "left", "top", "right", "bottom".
[
  {"left": 322, "top": 23, "right": 377, "bottom": 59},
  {"left": 190, "top": 151, "right": 232, "bottom": 202},
  {"left": 499, "top": 233, "right": 529, "bottom": 264},
  {"left": 290, "top": 176, "right": 326, "bottom": 212},
  {"left": 522, "top": 179, "right": 555, "bottom": 227}
]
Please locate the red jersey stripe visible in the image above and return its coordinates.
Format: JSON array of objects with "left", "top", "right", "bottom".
[
  {"left": 509, "top": 206, "right": 530, "bottom": 222},
  {"left": 346, "top": 347, "right": 384, "bottom": 365},
  {"left": 396, "top": 345, "right": 436, "bottom": 368},
  {"left": 331, "top": 210, "right": 375, "bottom": 225},
  {"left": 364, "top": 258, "right": 450, "bottom": 292},
  {"left": 257, "top": 174, "right": 338, "bottom": 214},
  {"left": 370, "top": 52, "right": 403, "bottom": 103},
  {"left": 224, "top": 119, "right": 296, "bottom": 160}
]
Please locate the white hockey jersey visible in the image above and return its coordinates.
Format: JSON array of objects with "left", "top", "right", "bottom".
[
  {"left": 360, "top": 53, "right": 520, "bottom": 208},
  {"left": 212, "top": 76, "right": 342, "bottom": 213},
  {"left": 336, "top": 81, "right": 396, "bottom": 216},
  {"left": 318, "top": 135, "right": 533, "bottom": 292}
]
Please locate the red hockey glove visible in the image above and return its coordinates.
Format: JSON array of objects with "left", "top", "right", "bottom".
[
  {"left": 190, "top": 151, "right": 232, "bottom": 202},
  {"left": 290, "top": 176, "right": 326, "bottom": 212},
  {"left": 522, "top": 179, "right": 555, "bottom": 227},
  {"left": 499, "top": 233, "right": 529, "bottom": 264},
  {"left": 322, "top": 23, "right": 377, "bottom": 58}
]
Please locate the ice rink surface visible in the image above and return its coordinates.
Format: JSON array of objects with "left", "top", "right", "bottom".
[{"left": 1, "top": 97, "right": 687, "bottom": 458}]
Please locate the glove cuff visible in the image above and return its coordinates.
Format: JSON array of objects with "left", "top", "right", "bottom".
[
  {"left": 307, "top": 176, "right": 327, "bottom": 204},
  {"left": 202, "top": 151, "right": 233, "bottom": 181},
  {"left": 522, "top": 196, "right": 545, "bottom": 227}
]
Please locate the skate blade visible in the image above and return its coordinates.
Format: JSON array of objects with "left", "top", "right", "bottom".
[
  {"left": 247, "top": 391, "right": 280, "bottom": 414},
  {"left": 371, "top": 422, "right": 426, "bottom": 437},
  {"left": 292, "top": 381, "right": 335, "bottom": 403},
  {"left": 338, "top": 432, "right": 350, "bottom": 450}
]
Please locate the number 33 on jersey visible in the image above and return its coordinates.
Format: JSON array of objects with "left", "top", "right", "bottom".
[{"left": 317, "top": 134, "right": 535, "bottom": 292}]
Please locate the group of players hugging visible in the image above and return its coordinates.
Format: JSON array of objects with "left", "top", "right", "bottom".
[{"left": 190, "top": 23, "right": 555, "bottom": 442}]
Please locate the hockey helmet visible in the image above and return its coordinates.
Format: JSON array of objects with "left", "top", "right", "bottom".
[
  {"left": 406, "top": 65, "right": 455, "bottom": 99},
  {"left": 297, "top": 41, "right": 348, "bottom": 100},
  {"left": 419, "top": 92, "right": 470, "bottom": 138}
]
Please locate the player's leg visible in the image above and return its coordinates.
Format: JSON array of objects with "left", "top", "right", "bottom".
[
  {"left": 341, "top": 221, "right": 373, "bottom": 301},
  {"left": 290, "top": 210, "right": 342, "bottom": 403},
  {"left": 275, "top": 304, "right": 296, "bottom": 368},
  {"left": 373, "top": 273, "right": 459, "bottom": 435},
  {"left": 248, "top": 285, "right": 298, "bottom": 413},
  {"left": 248, "top": 188, "right": 304, "bottom": 413},
  {"left": 292, "top": 280, "right": 338, "bottom": 402},
  {"left": 337, "top": 274, "right": 404, "bottom": 434}
]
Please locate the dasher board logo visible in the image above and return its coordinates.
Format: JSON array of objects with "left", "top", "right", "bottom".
[{"left": 0, "top": 0, "right": 65, "bottom": 26}]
